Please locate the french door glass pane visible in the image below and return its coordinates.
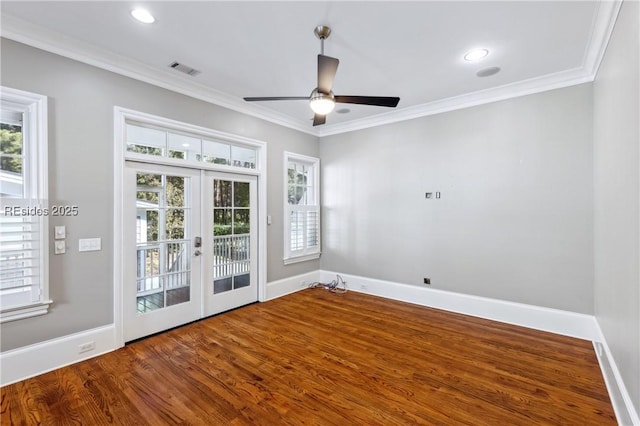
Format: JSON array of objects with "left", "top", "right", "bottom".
[
  {"left": 234, "top": 182, "right": 249, "bottom": 207},
  {"left": 214, "top": 209, "right": 232, "bottom": 235},
  {"left": 166, "top": 209, "right": 185, "bottom": 239},
  {"left": 214, "top": 179, "right": 232, "bottom": 207},
  {"left": 144, "top": 210, "right": 159, "bottom": 242},
  {"left": 166, "top": 176, "right": 185, "bottom": 207},
  {"left": 234, "top": 209, "right": 249, "bottom": 234},
  {"left": 213, "top": 179, "right": 251, "bottom": 294}
]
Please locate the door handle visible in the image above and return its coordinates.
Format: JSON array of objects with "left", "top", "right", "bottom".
[{"left": 194, "top": 249, "right": 202, "bottom": 257}]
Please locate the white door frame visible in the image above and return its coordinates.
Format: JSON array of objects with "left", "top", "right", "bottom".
[{"left": 113, "top": 106, "right": 268, "bottom": 347}]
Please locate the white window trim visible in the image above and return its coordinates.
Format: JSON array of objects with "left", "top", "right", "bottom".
[
  {"left": 0, "top": 86, "right": 51, "bottom": 323},
  {"left": 283, "top": 151, "right": 321, "bottom": 265}
]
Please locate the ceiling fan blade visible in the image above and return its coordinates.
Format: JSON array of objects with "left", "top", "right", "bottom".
[
  {"left": 244, "top": 96, "right": 309, "bottom": 102},
  {"left": 318, "top": 55, "right": 339, "bottom": 94},
  {"left": 334, "top": 95, "right": 400, "bottom": 107},
  {"left": 313, "top": 114, "right": 326, "bottom": 126}
]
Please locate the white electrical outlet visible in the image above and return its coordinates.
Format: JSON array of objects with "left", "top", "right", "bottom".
[
  {"left": 78, "top": 341, "right": 95, "bottom": 354},
  {"left": 360, "top": 284, "right": 368, "bottom": 290},
  {"left": 79, "top": 238, "right": 101, "bottom": 252}
]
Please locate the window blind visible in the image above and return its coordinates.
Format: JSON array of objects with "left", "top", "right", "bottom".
[{"left": 0, "top": 213, "right": 42, "bottom": 309}]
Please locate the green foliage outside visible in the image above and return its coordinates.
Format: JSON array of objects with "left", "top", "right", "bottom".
[
  {"left": 133, "top": 141, "right": 186, "bottom": 242},
  {"left": 214, "top": 222, "right": 250, "bottom": 236},
  {"left": 133, "top": 147, "right": 251, "bottom": 241},
  {"left": 0, "top": 124, "right": 23, "bottom": 174}
]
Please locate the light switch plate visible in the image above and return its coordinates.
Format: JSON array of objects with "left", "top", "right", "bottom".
[
  {"left": 54, "top": 225, "right": 66, "bottom": 239},
  {"left": 54, "top": 240, "right": 66, "bottom": 254}
]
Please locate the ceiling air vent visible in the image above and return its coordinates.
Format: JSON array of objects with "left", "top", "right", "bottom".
[{"left": 169, "top": 61, "right": 201, "bottom": 77}]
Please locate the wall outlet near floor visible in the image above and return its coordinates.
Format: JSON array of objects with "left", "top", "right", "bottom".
[
  {"left": 360, "top": 283, "right": 368, "bottom": 290},
  {"left": 423, "top": 277, "right": 431, "bottom": 285},
  {"left": 78, "top": 341, "right": 96, "bottom": 354}
]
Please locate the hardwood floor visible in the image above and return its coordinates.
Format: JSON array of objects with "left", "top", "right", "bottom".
[{"left": 1, "top": 289, "right": 615, "bottom": 425}]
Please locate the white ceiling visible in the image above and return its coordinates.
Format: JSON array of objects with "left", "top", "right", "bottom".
[{"left": 0, "top": 1, "right": 620, "bottom": 136}]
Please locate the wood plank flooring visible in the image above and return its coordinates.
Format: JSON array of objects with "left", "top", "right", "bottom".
[{"left": 1, "top": 289, "right": 616, "bottom": 425}]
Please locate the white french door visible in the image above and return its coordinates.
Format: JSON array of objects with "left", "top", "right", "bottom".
[
  {"left": 123, "top": 162, "right": 258, "bottom": 342},
  {"left": 203, "top": 172, "right": 258, "bottom": 316}
]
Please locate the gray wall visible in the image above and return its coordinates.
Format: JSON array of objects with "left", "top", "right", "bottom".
[
  {"left": 593, "top": 0, "right": 640, "bottom": 419},
  {"left": 320, "top": 84, "right": 594, "bottom": 314},
  {"left": 0, "top": 38, "right": 319, "bottom": 351}
]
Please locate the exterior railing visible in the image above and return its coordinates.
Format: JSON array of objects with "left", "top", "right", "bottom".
[
  {"left": 135, "top": 234, "right": 250, "bottom": 296},
  {"left": 136, "top": 240, "right": 189, "bottom": 294},
  {"left": 213, "top": 234, "right": 250, "bottom": 279}
]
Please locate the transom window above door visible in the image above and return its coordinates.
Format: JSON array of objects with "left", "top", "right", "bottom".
[{"left": 126, "top": 122, "right": 257, "bottom": 170}]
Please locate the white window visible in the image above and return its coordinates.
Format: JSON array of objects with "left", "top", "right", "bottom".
[
  {"left": 284, "top": 152, "right": 320, "bottom": 264},
  {"left": 0, "top": 87, "right": 50, "bottom": 322},
  {"left": 126, "top": 122, "right": 257, "bottom": 169}
]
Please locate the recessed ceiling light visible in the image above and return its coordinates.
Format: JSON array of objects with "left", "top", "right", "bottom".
[
  {"left": 181, "top": 143, "right": 190, "bottom": 148},
  {"left": 131, "top": 8, "right": 155, "bottom": 24},
  {"left": 464, "top": 48, "right": 489, "bottom": 62}
]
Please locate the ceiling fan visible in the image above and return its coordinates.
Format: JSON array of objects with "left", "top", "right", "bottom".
[{"left": 244, "top": 26, "right": 400, "bottom": 126}]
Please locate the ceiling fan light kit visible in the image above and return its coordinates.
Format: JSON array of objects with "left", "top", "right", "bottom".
[
  {"left": 244, "top": 25, "right": 400, "bottom": 126},
  {"left": 309, "top": 89, "right": 335, "bottom": 115}
]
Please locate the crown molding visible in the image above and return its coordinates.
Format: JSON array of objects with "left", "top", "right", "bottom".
[
  {"left": 1, "top": 1, "right": 622, "bottom": 137},
  {"left": 317, "top": 66, "right": 594, "bottom": 137},
  {"left": 0, "top": 15, "right": 316, "bottom": 136},
  {"left": 318, "top": 0, "right": 623, "bottom": 137},
  {"left": 582, "top": 0, "right": 623, "bottom": 78}
]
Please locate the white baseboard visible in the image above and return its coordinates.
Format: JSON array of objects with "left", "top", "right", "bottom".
[
  {"left": 593, "top": 329, "right": 640, "bottom": 426},
  {"left": 0, "top": 324, "right": 116, "bottom": 386},
  {"left": 319, "top": 270, "right": 599, "bottom": 340},
  {"left": 265, "top": 270, "right": 321, "bottom": 300}
]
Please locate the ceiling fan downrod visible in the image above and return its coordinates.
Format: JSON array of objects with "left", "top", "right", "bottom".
[{"left": 314, "top": 25, "right": 331, "bottom": 55}]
